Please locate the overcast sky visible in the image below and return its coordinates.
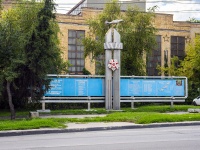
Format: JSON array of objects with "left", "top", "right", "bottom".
[
  {"left": 55, "top": 0, "right": 80, "bottom": 14},
  {"left": 54, "top": 0, "right": 200, "bottom": 21},
  {"left": 147, "top": 0, "right": 200, "bottom": 21}
]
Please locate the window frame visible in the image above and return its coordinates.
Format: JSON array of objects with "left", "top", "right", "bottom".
[
  {"left": 68, "top": 30, "right": 85, "bottom": 74},
  {"left": 170, "top": 36, "right": 185, "bottom": 60},
  {"left": 147, "top": 35, "right": 162, "bottom": 76}
]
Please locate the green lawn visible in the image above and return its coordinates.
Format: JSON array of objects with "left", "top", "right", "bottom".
[{"left": 1, "top": 105, "right": 200, "bottom": 131}]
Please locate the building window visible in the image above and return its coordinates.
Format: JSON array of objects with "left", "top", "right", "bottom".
[
  {"left": 147, "top": 35, "right": 161, "bottom": 76},
  {"left": 68, "top": 30, "right": 85, "bottom": 74},
  {"left": 171, "top": 36, "right": 185, "bottom": 60}
]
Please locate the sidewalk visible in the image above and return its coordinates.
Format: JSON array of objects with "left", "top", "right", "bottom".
[{"left": 1, "top": 114, "right": 200, "bottom": 137}]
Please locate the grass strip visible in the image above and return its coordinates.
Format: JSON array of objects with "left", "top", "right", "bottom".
[
  {"left": 1, "top": 105, "right": 200, "bottom": 118},
  {"left": 0, "top": 118, "right": 68, "bottom": 131},
  {"left": 123, "top": 105, "right": 200, "bottom": 113},
  {"left": 1, "top": 112, "right": 200, "bottom": 131},
  {"left": 1, "top": 105, "right": 200, "bottom": 131},
  {"left": 73, "top": 112, "right": 200, "bottom": 124}
]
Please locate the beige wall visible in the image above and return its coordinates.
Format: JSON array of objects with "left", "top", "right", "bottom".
[
  {"left": 57, "top": 8, "right": 200, "bottom": 75},
  {"left": 56, "top": 9, "right": 200, "bottom": 75},
  {"left": 2, "top": 0, "right": 13, "bottom": 10},
  {"left": 2, "top": 3, "right": 200, "bottom": 75},
  {"left": 58, "top": 24, "right": 96, "bottom": 74},
  {"left": 154, "top": 14, "right": 189, "bottom": 67},
  {"left": 57, "top": 13, "right": 96, "bottom": 74}
]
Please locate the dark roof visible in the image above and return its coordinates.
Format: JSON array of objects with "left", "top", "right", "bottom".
[{"left": 67, "top": 0, "right": 86, "bottom": 15}]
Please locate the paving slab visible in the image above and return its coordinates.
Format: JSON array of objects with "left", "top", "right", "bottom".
[{"left": 67, "top": 122, "right": 135, "bottom": 129}]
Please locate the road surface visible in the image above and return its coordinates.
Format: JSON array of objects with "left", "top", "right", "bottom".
[{"left": 1, "top": 125, "right": 200, "bottom": 150}]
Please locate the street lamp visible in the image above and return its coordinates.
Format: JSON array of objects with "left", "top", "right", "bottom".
[{"left": 105, "top": 19, "right": 123, "bottom": 25}]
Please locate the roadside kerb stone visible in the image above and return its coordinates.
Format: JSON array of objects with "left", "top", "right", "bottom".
[
  {"left": 188, "top": 108, "right": 200, "bottom": 113},
  {"left": 29, "top": 111, "right": 39, "bottom": 118},
  {"left": 1, "top": 121, "right": 200, "bottom": 137}
]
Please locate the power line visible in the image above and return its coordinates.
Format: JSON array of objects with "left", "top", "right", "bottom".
[
  {"left": 2, "top": 1, "right": 200, "bottom": 17},
  {"left": 2, "top": 4, "right": 200, "bottom": 14},
  {"left": 3, "top": 6, "right": 200, "bottom": 15},
  {"left": 2, "top": 1, "right": 200, "bottom": 5}
]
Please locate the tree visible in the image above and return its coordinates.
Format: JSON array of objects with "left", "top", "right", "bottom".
[
  {"left": 0, "top": 8, "right": 26, "bottom": 119},
  {"left": 83, "top": 0, "right": 157, "bottom": 75},
  {"left": 187, "top": 17, "right": 200, "bottom": 23},
  {"left": 0, "top": 0, "right": 67, "bottom": 119},
  {"left": 24, "top": 0, "right": 67, "bottom": 101},
  {"left": 157, "top": 36, "right": 200, "bottom": 102},
  {"left": 0, "top": 0, "right": 44, "bottom": 119},
  {"left": 179, "top": 36, "right": 200, "bottom": 100},
  {"left": 157, "top": 56, "right": 180, "bottom": 76}
]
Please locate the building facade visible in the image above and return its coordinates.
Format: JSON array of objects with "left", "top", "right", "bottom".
[
  {"left": 2, "top": 0, "right": 200, "bottom": 75},
  {"left": 57, "top": 7, "right": 200, "bottom": 75}
]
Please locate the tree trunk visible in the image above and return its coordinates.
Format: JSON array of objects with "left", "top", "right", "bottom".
[{"left": 6, "top": 81, "right": 15, "bottom": 120}]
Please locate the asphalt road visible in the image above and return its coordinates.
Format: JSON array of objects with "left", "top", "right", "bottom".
[{"left": 1, "top": 125, "right": 200, "bottom": 150}]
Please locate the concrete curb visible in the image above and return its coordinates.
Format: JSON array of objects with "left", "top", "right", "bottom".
[{"left": 1, "top": 121, "right": 200, "bottom": 137}]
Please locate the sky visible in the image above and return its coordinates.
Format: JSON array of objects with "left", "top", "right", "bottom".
[
  {"left": 54, "top": 0, "right": 200, "bottom": 21},
  {"left": 147, "top": 0, "right": 200, "bottom": 21},
  {"left": 55, "top": 0, "right": 80, "bottom": 14}
]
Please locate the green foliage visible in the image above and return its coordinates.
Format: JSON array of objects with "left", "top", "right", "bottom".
[
  {"left": 82, "top": 68, "right": 91, "bottom": 75},
  {"left": 179, "top": 36, "right": 200, "bottom": 81},
  {"left": 18, "top": 0, "right": 68, "bottom": 101},
  {"left": 0, "top": 1, "right": 44, "bottom": 110},
  {"left": 157, "top": 35, "right": 200, "bottom": 102},
  {"left": 0, "top": 5, "right": 29, "bottom": 117},
  {"left": 187, "top": 17, "right": 200, "bottom": 23},
  {"left": 83, "top": 0, "right": 157, "bottom": 75},
  {"left": 0, "top": 9, "right": 26, "bottom": 82},
  {"left": 0, "top": 0, "right": 68, "bottom": 111},
  {"left": 179, "top": 36, "right": 200, "bottom": 101},
  {"left": 157, "top": 56, "right": 180, "bottom": 76}
]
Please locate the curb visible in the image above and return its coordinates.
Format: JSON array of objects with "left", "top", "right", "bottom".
[{"left": 1, "top": 121, "right": 200, "bottom": 137}]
